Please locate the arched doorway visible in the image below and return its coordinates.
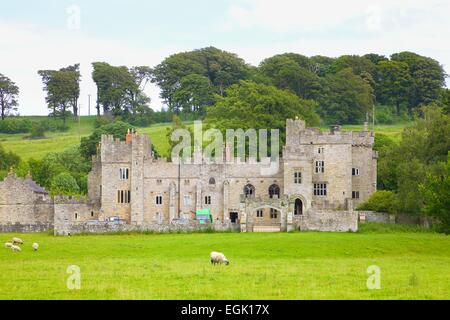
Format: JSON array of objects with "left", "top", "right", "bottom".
[
  {"left": 268, "top": 184, "right": 280, "bottom": 198},
  {"left": 294, "top": 198, "right": 303, "bottom": 215}
]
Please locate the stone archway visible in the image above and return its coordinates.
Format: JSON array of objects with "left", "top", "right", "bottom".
[{"left": 241, "top": 196, "right": 290, "bottom": 232}]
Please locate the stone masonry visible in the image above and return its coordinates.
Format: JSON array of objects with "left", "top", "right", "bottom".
[{"left": 0, "top": 119, "right": 377, "bottom": 234}]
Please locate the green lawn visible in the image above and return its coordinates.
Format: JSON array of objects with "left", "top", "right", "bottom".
[
  {"left": 0, "top": 116, "right": 408, "bottom": 160},
  {"left": 1, "top": 225, "right": 449, "bottom": 300}
]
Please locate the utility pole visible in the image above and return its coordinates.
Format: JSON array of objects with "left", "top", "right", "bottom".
[
  {"left": 78, "top": 103, "right": 81, "bottom": 142},
  {"left": 88, "top": 94, "right": 91, "bottom": 116}
]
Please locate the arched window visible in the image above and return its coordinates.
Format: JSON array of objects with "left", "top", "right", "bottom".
[
  {"left": 244, "top": 184, "right": 255, "bottom": 198},
  {"left": 209, "top": 177, "right": 216, "bottom": 185},
  {"left": 294, "top": 198, "right": 303, "bottom": 215},
  {"left": 268, "top": 184, "right": 280, "bottom": 198}
]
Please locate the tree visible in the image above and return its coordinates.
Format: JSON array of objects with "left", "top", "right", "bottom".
[
  {"left": 376, "top": 106, "right": 450, "bottom": 218},
  {"left": 357, "top": 190, "right": 398, "bottom": 214},
  {"left": 0, "top": 73, "right": 19, "bottom": 120},
  {"left": 391, "top": 52, "right": 446, "bottom": 112},
  {"left": 205, "top": 80, "right": 320, "bottom": 142},
  {"left": 50, "top": 172, "right": 80, "bottom": 196},
  {"left": 0, "top": 143, "right": 20, "bottom": 170},
  {"left": 420, "top": 153, "right": 450, "bottom": 234},
  {"left": 172, "top": 74, "right": 215, "bottom": 116},
  {"left": 92, "top": 62, "right": 151, "bottom": 118},
  {"left": 38, "top": 65, "right": 80, "bottom": 123},
  {"left": 317, "top": 68, "right": 374, "bottom": 124},
  {"left": 363, "top": 53, "right": 388, "bottom": 65},
  {"left": 376, "top": 60, "right": 413, "bottom": 115},
  {"left": 330, "top": 55, "right": 377, "bottom": 79},
  {"left": 151, "top": 47, "right": 250, "bottom": 112},
  {"left": 80, "top": 121, "right": 134, "bottom": 160},
  {"left": 259, "top": 55, "right": 321, "bottom": 100}
]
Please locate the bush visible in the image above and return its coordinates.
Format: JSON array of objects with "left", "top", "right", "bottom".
[
  {"left": 357, "top": 190, "right": 399, "bottom": 214},
  {"left": 0, "top": 117, "right": 32, "bottom": 133},
  {"left": 50, "top": 172, "right": 80, "bottom": 195},
  {"left": 375, "top": 105, "right": 410, "bottom": 124},
  {"left": 80, "top": 121, "right": 134, "bottom": 160},
  {"left": 28, "top": 122, "right": 46, "bottom": 139},
  {"left": 0, "top": 144, "right": 20, "bottom": 170},
  {"left": 39, "top": 119, "right": 69, "bottom": 132}
]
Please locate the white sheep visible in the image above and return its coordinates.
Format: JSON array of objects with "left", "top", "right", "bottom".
[
  {"left": 32, "top": 243, "right": 39, "bottom": 251},
  {"left": 12, "top": 237, "right": 23, "bottom": 245},
  {"left": 5, "top": 242, "right": 13, "bottom": 249},
  {"left": 11, "top": 245, "right": 22, "bottom": 252},
  {"left": 210, "top": 251, "right": 230, "bottom": 265}
]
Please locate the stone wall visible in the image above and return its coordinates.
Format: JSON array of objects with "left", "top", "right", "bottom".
[
  {"left": 0, "top": 173, "right": 54, "bottom": 232},
  {"left": 358, "top": 211, "right": 393, "bottom": 223},
  {"left": 294, "top": 210, "right": 359, "bottom": 232},
  {"left": 54, "top": 219, "right": 239, "bottom": 236}
]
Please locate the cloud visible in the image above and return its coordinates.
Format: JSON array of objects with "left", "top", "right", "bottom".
[
  {"left": 223, "top": 0, "right": 449, "bottom": 34},
  {"left": 0, "top": 19, "right": 177, "bottom": 115}
]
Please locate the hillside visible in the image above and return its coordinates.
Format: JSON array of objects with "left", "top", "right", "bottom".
[{"left": 0, "top": 116, "right": 407, "bottom": 160}]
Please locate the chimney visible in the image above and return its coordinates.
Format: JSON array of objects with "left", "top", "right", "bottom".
[
  {"left": 363, "top": 121, "right": 369, "bottom": 132},
  {"left": 224, "top": 143, "right": 232, "bottom": 163},
  {"left": 330, "top": 125, "right": 341, "bottom": 135},
  {"left": 126, "top": 129, "right": 133, "bottom": 144}
]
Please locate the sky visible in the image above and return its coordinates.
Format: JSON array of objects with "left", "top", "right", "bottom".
[{"left": 0, "top": 0, "right": 449, "bottom": 115}]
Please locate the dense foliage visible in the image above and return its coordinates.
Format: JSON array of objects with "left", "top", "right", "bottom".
[
  {"left": 360, "top": 106, "right": 450, "bottom": 231},
  {"left": 80, "top": 121, "right": 134, "bottom": 160},
  {"left": 205, "top": 80, "right": 320, "bottom": 142}
]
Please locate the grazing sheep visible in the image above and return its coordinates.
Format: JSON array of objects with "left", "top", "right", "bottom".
[
  {"left": 210, "top": 251, "right": 230, "bottom": 266},
  {"left": 32, "top": 243, "right": 39, "bottom": 251},
  {"left": 12, "top": 237, "right": 23, "bottom": 245},
  {"left": 11, "top": 245, "right": 22, "bottom": 252},
  {"left": 5, "top": 242, "right": 13, "bottom": 249}
]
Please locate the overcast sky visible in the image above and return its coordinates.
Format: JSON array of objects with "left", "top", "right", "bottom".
[{"left": 1, "top": 0, "right": 449, "bottom": 115}]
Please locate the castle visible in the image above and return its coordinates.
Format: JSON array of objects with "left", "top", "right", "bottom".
[{"left": 0, "top": 119, "right": 377, "bottom": 234}]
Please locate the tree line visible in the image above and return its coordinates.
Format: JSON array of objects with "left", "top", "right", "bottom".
[{"left": 1, "top": 47, "right": 449, "bottom": 127}]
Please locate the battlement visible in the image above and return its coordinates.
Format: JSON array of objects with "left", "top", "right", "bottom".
[{"left": 285, "top": 119, "right": 374, "bottom": 147}]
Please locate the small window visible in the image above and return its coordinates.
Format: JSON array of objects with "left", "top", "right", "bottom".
[
  {"left": 352, "top": 168, "right": 360, "bottom": 176},
  {"left": 315, "top": 161, "right": 325, "bottom": 173},
  {"left": 91, "top": 211, "right": 94, "bottom": 217},
  {"left": 256, "top": 209, "right": 263, "bottom": 218},
  {"left": 352, "top": 191, "right": 360, "bottom": 199},
  {"left": 75, "top": 213, "right": 78, "bottom": 220},
  {"left": 270, "top": 208, "right": 278, "bottom": 219},
  {"left": 209, "top": 178, "right": 216, "bottom": 185},
  {"left": 244, "top": 184, "right": 255, "bottom": 198},
  {"left": 313, "top": 183, "right": 327, "bottom": 196},
  {"left": 156, "top": 196, "right": 163, "bottom": 205},
  {"left": 183, "top": 195, "right": 191, "bottom": 206},
  {"left": 184, "top": 179, "right": 190, "bottom": 185},
  {"left": 204, "top": 196, "right": 211, "bottom": 205},
  {"left": 156, "top": 179, "right": 162, "bottom": 185},
  {"left": 119, "top": 168, "right": 129, "bottom": 180},
  {"left": 318, "top": 147, "right": 324, "bottom": 154},
  {"left": 268, "top": 184, "right": 280, "bottom": 199},
  {"left": 294, "top": 171, "right": 302, "bottom": 184}
]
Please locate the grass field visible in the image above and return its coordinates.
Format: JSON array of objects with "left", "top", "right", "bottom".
[
  {"left": 1, "top": 224, "right": 449, "bottom": 300},
  {"left": 0, "top": 116, "right": 409, "bottom": 160}
]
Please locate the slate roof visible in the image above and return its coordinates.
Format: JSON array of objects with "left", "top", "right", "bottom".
[{"left": 24, "top": 178, "right": 48, "bottom": 195}]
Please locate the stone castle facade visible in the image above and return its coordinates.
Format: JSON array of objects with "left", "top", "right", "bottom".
[{"left": 0, "top": 119, "right": 377, "bottom": 234}]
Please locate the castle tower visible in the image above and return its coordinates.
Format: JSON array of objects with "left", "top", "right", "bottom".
[{"left": 130, "top": 131, "right": 152, "bottom": 225}]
